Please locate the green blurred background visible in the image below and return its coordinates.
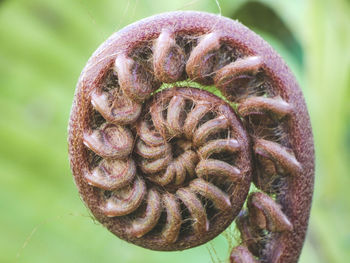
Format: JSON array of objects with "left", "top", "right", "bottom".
[{"left": 1, "top": 0, "right": 349, "bottom": 262}]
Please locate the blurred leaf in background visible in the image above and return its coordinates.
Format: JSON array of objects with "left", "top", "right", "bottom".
[{"left": 0, "top": 0, "right": 349, "bottom": 262}]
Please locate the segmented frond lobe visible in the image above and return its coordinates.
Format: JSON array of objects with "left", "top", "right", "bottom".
[{"left": 69, "top": 11, "right": 314, "bottom": 262}]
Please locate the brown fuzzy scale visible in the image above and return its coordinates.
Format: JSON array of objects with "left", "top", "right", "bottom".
[{"left": 68, "top": 11, "right": 314, "bottom": 262}]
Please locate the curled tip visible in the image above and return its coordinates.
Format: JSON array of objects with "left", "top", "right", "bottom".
[
  {"left": 153, "top": 29, "right": 185, "bottom": 83},
  {"left": 214, "top": 56, "right": 263, "bottom": 88},
  {"left": 248, "top": 192, "right": 293, "bottom": 232},
  {"left": 186, "top": 32, "right": 222, "bottom": 84},
  {"left": 193, "top": 115, "right": 229, "bottom": 147},
  {"left": 166, "top": 95, "right": 186, "bottom": 137},
  {"left": 127, "top": 188, "right": 162, "bottom": 238},
  {"left": 135, "top": 139, "right": 171, "bottom": 159},
  {"left": 147, "top": 164, "right": 175, "bottom": 186},
  {"left": 161, "top": 193, "right": 182, "bottom": 243},
  {"left": 173, "top": 157, "right": 187, "bottom": 186},
  {"left": 254, "top": 139, "right": 303, "bottom": 176},
  {"left": 114, "top": 53, "right": 158, "bottom": 102},
  {"left": 137, "top": 120, "right": 165, "bottom": 147},
  {"left": 179, "top": 150, "right": 199, "bottom": 177},
  {"left": 238, "top": 96, "right": 292, "bottom": 119},
  {"left": 139, "top": 151, "right": 172, "bottom": 174},
  {"left": 176, "top": 188, "right": 209, "bottom": 234},
  {"left": 195, "top": 159, "right": 241, "bottom": 182},
  {"left": 171, "top": 150, "right": 199, "bottom": 186},
  {"left": 183, "top": 103, "right": 211, "bottom": 140},
  {"left": 91, "top": 90, "right": 142, "bottom": 125},
  {"left": 83, "top": 123, "right": 133, "bottom": 159},
  {"left": 189, "top": 178, "right": 231, "bottom": 211},
  {"left": 85, "top": 158, "right": 136, "bottom": 190},
  {"left": 102, "top": 176, "right": 146, "bottom": 217},
  {"left": 150, "top": 99, "right": 169, "bottom": 137},
  {"left": 198, "top": 138, "right": 240, "bottom": 159}
]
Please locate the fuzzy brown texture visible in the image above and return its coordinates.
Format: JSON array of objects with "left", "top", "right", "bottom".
[{"left": 68, "top": 11, "right": 314, "bottom": 262}]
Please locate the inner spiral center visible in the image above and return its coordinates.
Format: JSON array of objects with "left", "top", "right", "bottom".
[
  {"left": 171, "top": 139, "right": 193, "bottom": 158},
  {"left": 157, "top": 138, "right": 198, "bottom": 192},
  {"left": 134, "top": 87, "right": 242, "bottom": 193}
]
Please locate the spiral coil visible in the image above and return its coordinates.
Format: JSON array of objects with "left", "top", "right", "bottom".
[{"left": 69, "top": 12, "right": 314, "bottom": 263}]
